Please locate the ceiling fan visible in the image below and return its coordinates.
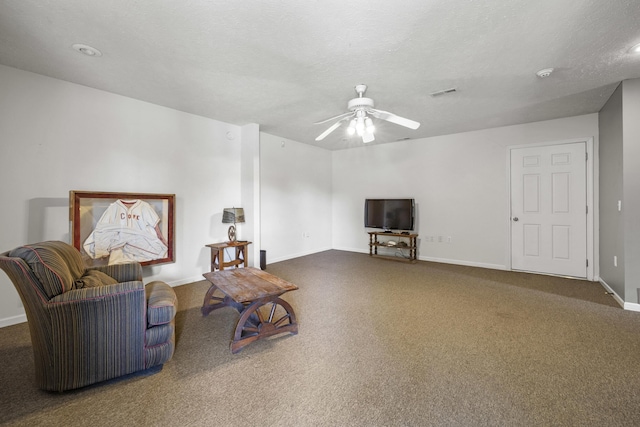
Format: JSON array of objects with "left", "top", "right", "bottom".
[{"left": 315, "top": 84, "right": 420, "bottom": 143}]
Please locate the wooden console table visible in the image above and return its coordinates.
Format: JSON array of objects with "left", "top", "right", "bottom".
[
  {"left": 202, "top": 267, "right": 299, "bottom": 353},
  {"left": 368, "top": 231, "right": 418, "bottom": 263},
  {"left": 206, "top": 241, "right": 251, "bottom": 271}
]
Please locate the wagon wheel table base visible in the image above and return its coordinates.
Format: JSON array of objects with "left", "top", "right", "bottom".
[{"left": 202, "top": 267, "right": 299, "bottom": 353}]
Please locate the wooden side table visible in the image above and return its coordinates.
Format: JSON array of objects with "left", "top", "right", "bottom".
[{"left": 206, "top": 241, "right": 252, "bottom": 271}]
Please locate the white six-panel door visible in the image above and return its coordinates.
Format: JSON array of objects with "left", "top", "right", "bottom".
[{"left": 510, "top": 142, "right": 587, "bottom": 278}]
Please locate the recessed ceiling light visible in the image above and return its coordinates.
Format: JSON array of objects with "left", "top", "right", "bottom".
[
  {"left": 536, "top": 68, "right": 554, "bottom": 78},
  {"left": 72, "top": 43, "right": 102, "bottom": 57},
  {"left": 629, "top": 43, "right": 640, "bottom": 54}
]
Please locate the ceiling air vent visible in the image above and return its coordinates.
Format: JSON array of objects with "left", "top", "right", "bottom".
[{"left": 430, "top": 88, "right": 457, "bottom": 97}]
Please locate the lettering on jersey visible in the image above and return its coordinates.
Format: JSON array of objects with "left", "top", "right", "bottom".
[{"left": 121, "top": 213, "right": 141, "bottom": 220}]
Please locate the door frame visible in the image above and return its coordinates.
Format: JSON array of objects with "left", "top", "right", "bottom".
[{"left": 506, "top": 137, "right": 597, "bottom": 281}]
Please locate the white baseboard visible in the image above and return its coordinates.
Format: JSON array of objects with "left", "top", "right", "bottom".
[
  {"left": 334, "top": 247, "right": 509, "bottom": 271},
  {"left": 0, "top": 313, "right": 27, "bottom": 328},
  {"left": 418, "top": 255, "right": 507, "bottom": 271},
  {"left": 166, "top": 276, "right": 207, "bottom": 288},
  {"left": 266, "top": 246, "right": 333, "bottom": 265},
  {"left": 598, "top": 278, "right": 626, "bottom": 309},
  {"left": 623, "top": 302, "right": 640, "bottom": 312},
  {"left": 4, "top": 254, "right": 631, "bottom": 327},
  {"left": 333, "top": 247, "right": 368, "bottom": 255}
]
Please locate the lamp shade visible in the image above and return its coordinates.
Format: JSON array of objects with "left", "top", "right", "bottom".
[{"left": 222, "top": 208, "right": 245, "bottom": 224}]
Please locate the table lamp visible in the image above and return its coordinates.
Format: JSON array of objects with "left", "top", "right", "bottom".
[{"left": 222, "top": 207, "right": 245, "bottom": 242}]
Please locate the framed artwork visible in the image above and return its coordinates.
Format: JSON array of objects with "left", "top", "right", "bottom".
[{"left": 70, "top": 191, "right": 175, "bottom": 267}]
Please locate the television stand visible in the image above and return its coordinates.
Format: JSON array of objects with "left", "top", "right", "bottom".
[{"left": 368, "top": 231, "right": 418, "bottom": 263}]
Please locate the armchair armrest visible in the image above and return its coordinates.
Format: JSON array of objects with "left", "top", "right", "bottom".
[
  {"left": 49, "top": 280, "right": 144, "bottom": 303},
  {"left": 145, "top": 281, "right": 177, "bottom": 326},
  {"left": 87, "top": 262, "right": 143, "bottom": 283}
]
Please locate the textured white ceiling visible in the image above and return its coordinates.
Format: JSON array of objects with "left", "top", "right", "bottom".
[{"left": 1, "top": 0, "right": 639, "bottom": 150}]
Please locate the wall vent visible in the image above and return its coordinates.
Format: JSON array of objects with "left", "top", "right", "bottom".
[{"left": 430, "top": 88, "right": 457, "bottom": 97}]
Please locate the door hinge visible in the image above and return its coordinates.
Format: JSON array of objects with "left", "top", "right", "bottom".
[
  {"left": 586, "top": 205, "right": 588, "bottom": 214},
  {"left": 586, "top": 152, "right": 588, "bottom": 161},
  {"left": 586, "top": 259, "right": 589, "bottom": 267}
]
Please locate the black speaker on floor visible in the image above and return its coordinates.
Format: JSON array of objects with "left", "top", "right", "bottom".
[{"left": 260, "top": 250, "right": 267, "bottom": 270}]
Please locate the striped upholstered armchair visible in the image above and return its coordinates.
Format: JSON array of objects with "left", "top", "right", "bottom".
[{"left": 0, "top": 241, "right": 176, "bottom": 391}]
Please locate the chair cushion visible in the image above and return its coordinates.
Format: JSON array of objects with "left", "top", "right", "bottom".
[
  {"left": 74, "top": 269, "right": 119, "bottom": 289},
  {"left": 9, "top": 241, "right": 85, "bottom": 298}
]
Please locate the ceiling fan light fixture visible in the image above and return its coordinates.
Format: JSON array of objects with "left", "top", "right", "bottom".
[
  {"left": 365, "top": 117, "right": 375, "bottom": 133},
  {"left": 356, "top": 117, "right": 365, "bottom": 136},
  {"left": 314, "top": 84, "right": 421, "bottom": 142},
  {"left": 347, "top": 120, "right": 356, "bottom": 135},
  {"left": 629, "top": 42, "right": 640, "bottom": 54}
]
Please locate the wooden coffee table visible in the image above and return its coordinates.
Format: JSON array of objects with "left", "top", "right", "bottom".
[{"left": 202, "top": 267, "right": 299, "bottom": 353}]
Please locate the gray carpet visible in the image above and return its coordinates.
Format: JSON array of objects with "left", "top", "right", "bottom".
[{"left": 1, "top": 250, "right": 640, "bottom": 426}]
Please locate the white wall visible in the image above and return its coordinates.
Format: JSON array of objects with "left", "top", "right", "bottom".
[
  {"left": 260, "top": 133, "right": 333, "bottom": 263},
  {"left": 622, "top": 79, "right": 640, "bottom": 305},
  {"left": 0, "top": 65, "right": 243, "bottom": 326},
  {"left": 599, "top": 83, "right": 625, "bottom": 298},
  {"left": 0, "top": 63, "right": 605, "bottom": 326},
  {"left": 241, "top": 123, "right": 261, "bottom": 266},
  {"left": 332, "top": 114, "right": 599, "bottom": 270}
]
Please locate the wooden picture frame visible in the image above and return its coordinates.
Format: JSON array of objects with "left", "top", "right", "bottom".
[{"left": 70, "top": 191, "right": 175, "bottom": 267}]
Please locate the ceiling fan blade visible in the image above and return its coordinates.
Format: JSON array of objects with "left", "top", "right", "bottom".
[
  {"left": 315, "top": 120, "right": 343, "bottom": 141},
  {"left": 362, "top": 131, "right": 375, "bottom": 143},
  {"left": 314, "top": 111, "right": 353, "bottom": 125},
  {"left": 369, "top": 109, "right": 420, "bottom": 130}
]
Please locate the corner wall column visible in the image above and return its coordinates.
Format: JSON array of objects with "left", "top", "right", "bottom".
[{"left": 240, "top": 123, "right": 261, "bottom": 267}]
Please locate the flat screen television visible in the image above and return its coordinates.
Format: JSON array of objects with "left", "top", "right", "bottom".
[{"left": 364, "top": 198, "right": 415, "bottom": 231}]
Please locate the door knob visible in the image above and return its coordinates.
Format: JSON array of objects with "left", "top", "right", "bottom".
[{"left": 513, "top": 217, "right": 519, "bottom": 222}]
